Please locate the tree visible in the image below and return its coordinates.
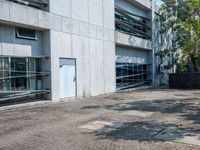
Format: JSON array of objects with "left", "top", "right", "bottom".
[
  {"left": 156, "top": 0, "right": 200, "bottom": 73},
  {"left": 181, "top": 0, "right": 200, "bottom": 72}
]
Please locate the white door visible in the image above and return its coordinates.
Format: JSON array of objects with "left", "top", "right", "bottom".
[{"left": 60, "top": 60, "right": 76, "bottom": 98}]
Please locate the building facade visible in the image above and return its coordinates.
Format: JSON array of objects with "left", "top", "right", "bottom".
[{"left": 0, "top": 0, "right": 161, "bottom": 103}]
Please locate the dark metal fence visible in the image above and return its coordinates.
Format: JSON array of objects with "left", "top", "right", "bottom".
[{"left": 169, "top": 73, "right": 200, "bottom": 89}]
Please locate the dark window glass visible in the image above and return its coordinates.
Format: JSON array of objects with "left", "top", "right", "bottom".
[
  {"left": 116, "top": 63, "right": 151, "bottom": 90},
  {"left": 4, "top": 58, "right": 9, "bottom": 77},
  {"left": 11, "top": 58, "right": 27, "bottom": 91},
  {"left": 0, "top": 58, "right": 3, "bottom": 78},
  {"left": 16, "top": 28, "right": 37, "bottom": 40},
  {"left": 8, "top": 0, "right": 49, "bottom": 10},
  {"left": 0, "top": 79, "right": 3, "bottom": 91},
  {"left": 115, "top": 6, "right": 151, "bottom": 40}
]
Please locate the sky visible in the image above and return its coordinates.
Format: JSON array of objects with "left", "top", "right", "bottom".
[{"left": 154, "top": 0, "right": 164, "bottom": 6}]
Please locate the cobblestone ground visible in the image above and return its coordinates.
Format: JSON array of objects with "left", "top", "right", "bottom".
[{"left": 1, "top": 89, "right": 200, "bottom": 150}]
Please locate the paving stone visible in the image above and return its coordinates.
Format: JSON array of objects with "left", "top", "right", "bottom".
[
  {"left": 148, "top": 101, "right": 176, "bottom": 109},
  {"left": 121, "top": 110, "right": 154, "bottom": 117},
  {"left": 79, "top": 121, "right": 123, "bottom": 133},
  {"left": 154, "top": 127, "right": 200, "bottom": 146},
  {"left": 0, "top": 89, "right": 200, "bottom": 150}
]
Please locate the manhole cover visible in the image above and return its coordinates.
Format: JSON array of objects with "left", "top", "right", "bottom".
[{"left": 79, "top": 121, "right": 123, "bottom": 133}]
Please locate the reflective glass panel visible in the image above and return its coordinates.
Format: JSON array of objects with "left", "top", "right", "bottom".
[
  {"left": 116, "top": 63, "right": 151, "bottom": 90},
  {"left": 11, "top": 58, "right": 27, "bottom": 91}
]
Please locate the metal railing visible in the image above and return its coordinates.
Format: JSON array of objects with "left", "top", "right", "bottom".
[
  {"left": 116, "top": 63, "right": 152, "bottom": 90},
  {"left": 115, "top": 6, "right": 151, "bottom": 40},
  {"left": 7, "top": 0, "right": 49, "bottom": 10}
]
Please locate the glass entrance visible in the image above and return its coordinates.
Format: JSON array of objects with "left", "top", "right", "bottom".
[
  {"left": 116, "top": 63, "right": 152, "bottom": 90},
  {"left": 0, "top": 57, "right": 50, "bottom": 92},
  {"left": 0, "top": 56, "right": 50, "bottom": 102},
  {"left": 11, "top": 58, "right": 27, "bottom": 91}
]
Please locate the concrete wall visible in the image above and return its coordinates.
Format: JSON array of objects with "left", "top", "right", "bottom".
[
  {"left": 0, "top": 23, "right": 51, "bottom": 98},
  {"left": 0, "top": 0, "right": 114, "bottom": 33},
  {"left": 116, "top": 46, "right": 150, "bottom": 64},
  {"left": 0, "top": 0, "right": 116, "bottom": 101},
  {"left": 115, "top": 0, "right": 154, "bottom": 86},
  {"left": 125, "top": 0, "right": 159, "bottom": 13},
  {"left": 0, "top": 24, "right": 45, "bottom": 56},
  {"left": 0, "top": 0, "right": 161, "bottom": 101},
  {"left": 50, "top": 33, "right": 115, "bottom": 101},
  {"left": 49, "top": 0, "right": 116, "bottom": 101},
  {"left": 115, "top": 31, "right": 152, "bottom": 50},
  {"left": 115, "top": 0, "right": 149, "bottom": 18},
  {"left": 152, "top": 9, "right": 172, "bottom": 86}
]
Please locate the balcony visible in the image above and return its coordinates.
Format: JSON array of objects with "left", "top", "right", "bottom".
[
  {"left": 7, "top": 0, "right": 49, "bottom": 11},
  {"left": 115, "top": 31, "right": 152, "bottom": 50},
  {"left": 0, "top": 0, "right": 62, "bottom": 31},
  {"left": 115, "top": 6, "right": 151, "bottom": 40}
]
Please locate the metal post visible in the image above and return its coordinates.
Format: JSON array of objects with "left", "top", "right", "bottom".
[
  {"left": 26, "top": 58, "right": 29, "bottom": 91},
  {"left": 8, "top": 57, "right": 11, "bottom": 91}
]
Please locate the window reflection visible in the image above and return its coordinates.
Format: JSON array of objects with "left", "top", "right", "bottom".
[
  {"left": 11, "top": 58, "right": 27, "bottom": 91},
  {"left": 115, "top": 6, "right": 151, "bottom": 40},
  {"left": 0, "top": 57, "right": 47, "bottom": 92},
  {"left": 116, "top": 63, "right": 151, "bottom": 90}
]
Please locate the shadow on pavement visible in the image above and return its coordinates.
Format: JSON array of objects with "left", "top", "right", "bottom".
[
  {"left": 92, "top": 121, "right": 174, "bottom": 141},
  {"left": 92, "top": 121, "right": 200, "bottom": 142}
]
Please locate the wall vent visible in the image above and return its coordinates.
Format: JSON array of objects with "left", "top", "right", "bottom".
[{"left": 16, "top": 28, "right": 37, "bottom": 40}]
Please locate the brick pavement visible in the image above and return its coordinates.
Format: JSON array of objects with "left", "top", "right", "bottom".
[{"left": 0, "top": 89, "right": 200, "bottom": 150}]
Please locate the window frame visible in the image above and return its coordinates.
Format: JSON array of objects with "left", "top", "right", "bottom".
[{"left": 16, "top": 27, "right": 37, "bottom": 40}]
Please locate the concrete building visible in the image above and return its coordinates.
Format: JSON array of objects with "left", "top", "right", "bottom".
[{"left": 0, "top": 0, "right": 161, "bottom": 103}]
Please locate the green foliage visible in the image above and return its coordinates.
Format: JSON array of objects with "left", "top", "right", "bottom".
[
  {"left": 157, "top": 0, "right": 200, "bottom": 72},
  {"left": 176, "top": 63, "right": 187, "bottom": 72}
]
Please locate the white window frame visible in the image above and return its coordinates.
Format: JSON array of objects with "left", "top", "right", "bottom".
[{"left": 16, "top": 28, "right": 37, "bottom": 40}]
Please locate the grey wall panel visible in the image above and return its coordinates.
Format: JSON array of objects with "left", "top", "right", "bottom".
[
  {"left": 89, "top": 39, "right": 104, "bottom": 96},
  {"left": 115, "top": 0, "right": 149, "bottom": 18},
  {"left": 0, "top": 1, "right": 9, "bottom": 21},
  {"left": 72, "top": 35, "right": 90, "bottom": 97},
  {"left": 103, "top": 0, "right": 115, "bottom": 30},
  {"left": 88, "top": 0, "right": 103, "bottom": 26},
  {"left": 49, "top": 0, "right": 71, "bottom": 18},
  {"left": 0, "top": 0, "right": 116, "bottom": 101},
  {"left": 0, "top": 24, "right": 44, "bottom": 56},
  {"left": 116, "top": 46, "right": 149, "bottom": 64},
  {"left": 103, "top": 41, "right": 116, "bottom": 93},
  {"left": 72, "top": 0, "right": 89, "bottom": 23},
  {"left": 10, "top": 2, "right": 39, "bottom": 26}
]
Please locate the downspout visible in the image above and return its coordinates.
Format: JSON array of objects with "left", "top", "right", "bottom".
[{"left": 151, "top": 0, "right": 156, "bottom": 86}]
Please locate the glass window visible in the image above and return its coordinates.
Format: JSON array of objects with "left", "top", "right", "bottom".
[
  {"left": 4, "top": 57, "right": 9, "bottom": 78},
  {"left": 11, "top": 58, "right": 27, "bottom": 91},
  {"left": 116, "top": 63, "right": 151, "bottom": 90},
  {"left": 0, "top": 79, "right": 3, "bottom": 91},
  {"left": 3, "top": 79, "right": 11, "bottom": 91},
  {"left": 16, "top": 28, "right": 37, "bottom": 40},
  {"left": 29, "top": 58, "right": 35, "bottom": 72},
  {"left": 28, "top": 58, "right": 36, "bottom": 91},
  {"left": 115, "top": 6, "right": 151, "bottom": 40},
  {"left": 0, "top": 58, "right": 11, "bottom": 91},
  {"left": 0, "top": 58, "right": 3, "bottom": 78},
  {"left": 0, "top": 56, "right": 50, "bottom": 101},
  {"left": 29, "top": 76, "right": 36, "bottom": 91},
  {"left": 0, "top": 58, "right": 3, "bottom": 91}
]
